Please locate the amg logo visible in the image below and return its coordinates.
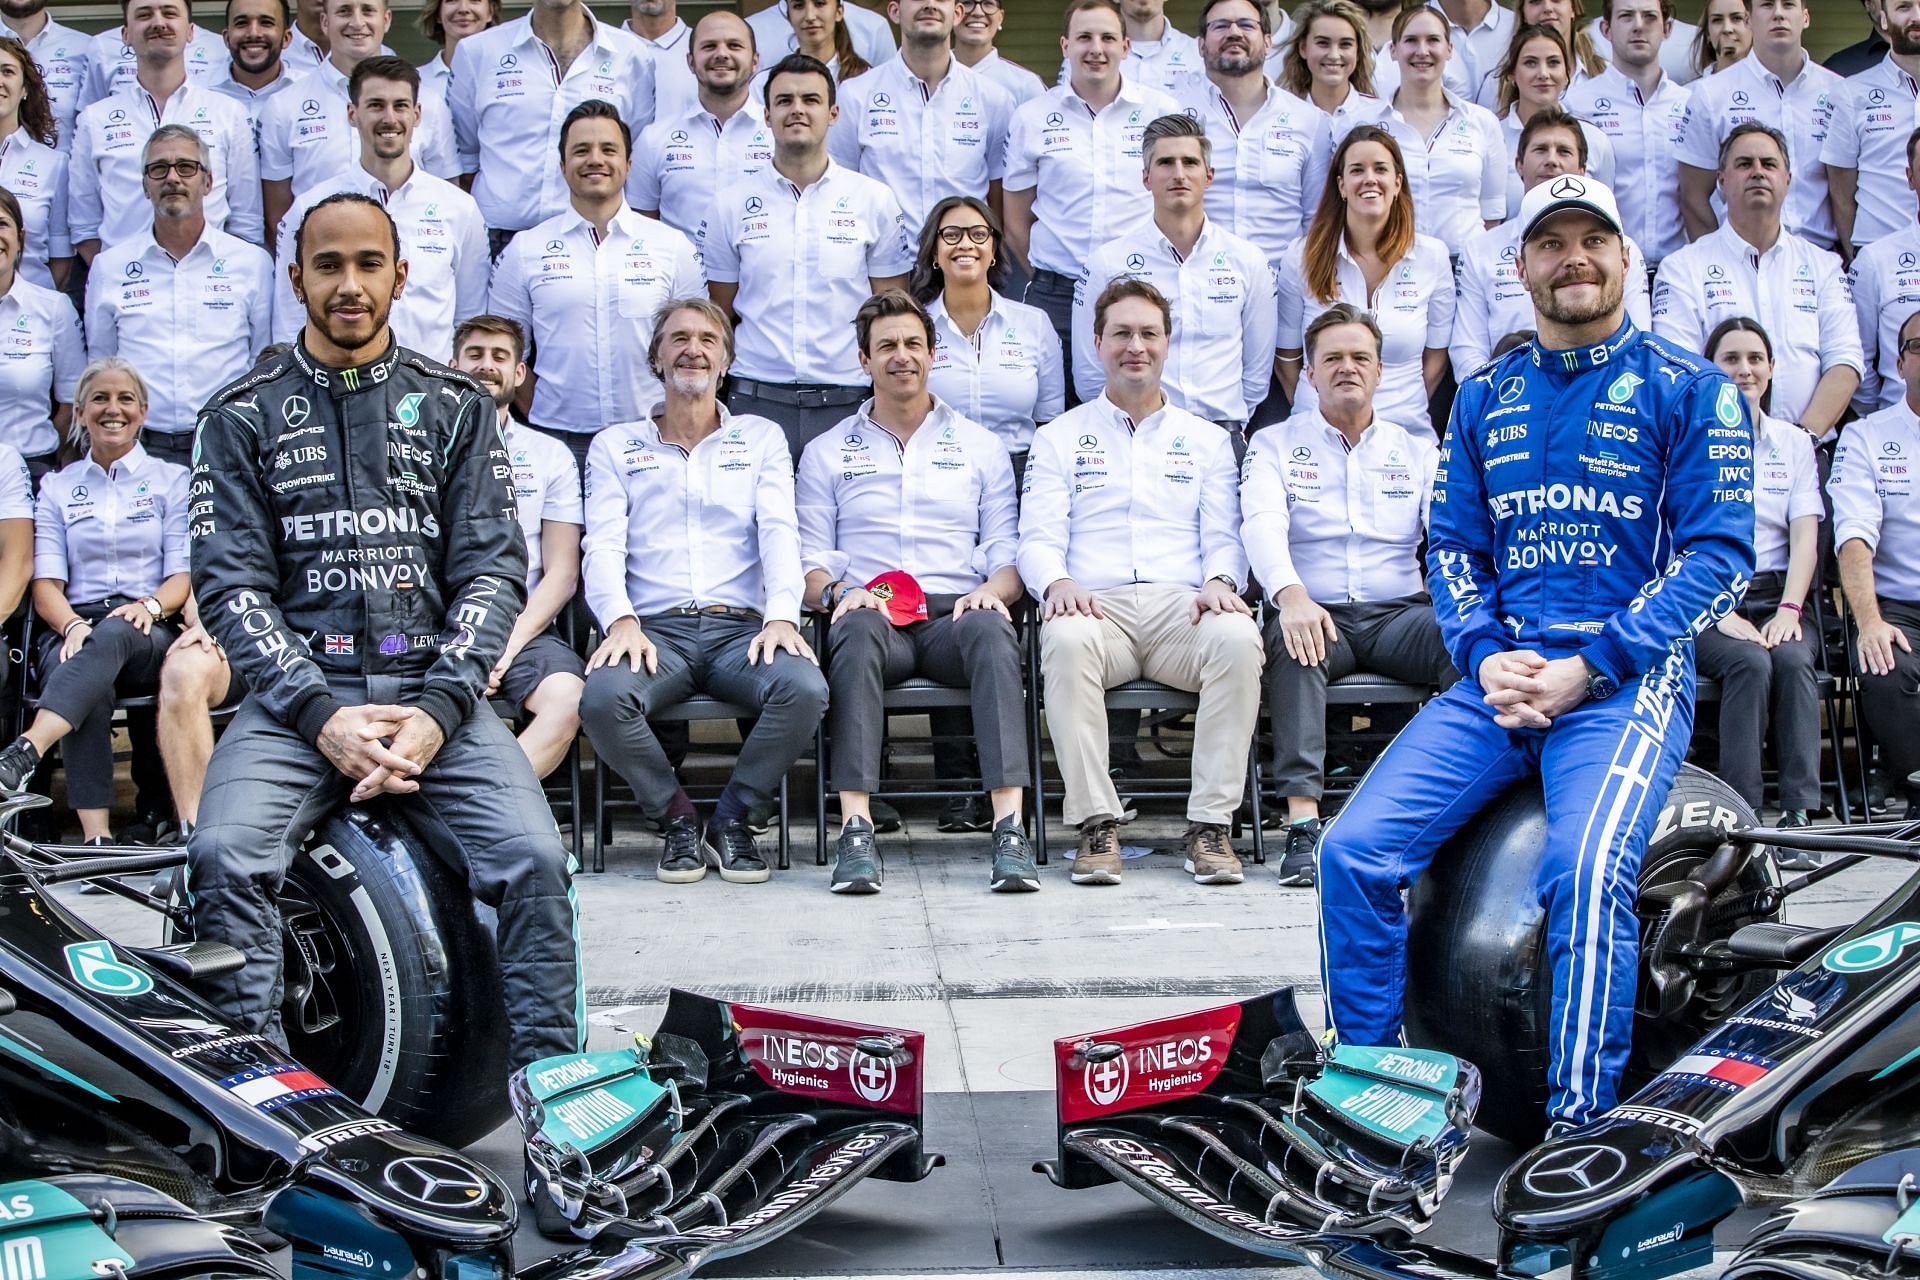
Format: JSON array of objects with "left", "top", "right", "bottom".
[
  {"left": 550, "top": 1089, "right": 636, "bottom": 1139},
  {"left": 0, "top": 1237, "right": 43, "bottom": 1280}
]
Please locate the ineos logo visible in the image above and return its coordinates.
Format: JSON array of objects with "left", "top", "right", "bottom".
[
  {"left": 382, "top": 1157, "right": 488, "bottom": 1208},
  {"left": 1521, "top": 1145, "right": 1627, "bottom": 1197}
]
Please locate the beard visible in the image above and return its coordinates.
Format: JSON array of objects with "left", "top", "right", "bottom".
[
  {"left": 1890, "top": 21, "right": 1920, "bottom": 56},
  {"left": 0, "top": 1, "right": 47, "bottom": 18},
  {"left": 1207, "top": 46, "right": 1262, "bottom": 75},
  {"left": 1531, "top": 265, "right": 1626, "bottom": 327},
  {"left": 664, "top": 367, "right": 716, "bottom": 398}
]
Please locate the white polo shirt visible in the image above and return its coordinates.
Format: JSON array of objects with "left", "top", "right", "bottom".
[
  {"left": 449, "top": 13, "right": 658, "bottom": 232},
  {"left": 1846, "top": 220, "right": 1920, "bottom": 410},
  {"left": 207, "top": 64, "right": 297, "bottom": 152},
  {"left": 1277, "top": 233, "right": 1455, "bottom": 433},
  {"left": 258, "top": 60, "right": 461, "bottom": 198},
  {"left": 1675, "top": 49, "right": 1842, "bottom": 248},
  {"left": 702, "top": 161, "right": 915, "bottom": 387},
  {"left": 1497, "top": 110, "right": 1614, "bottom": 220},
  {"left": 629, "top": 17, "right": 696, "bottom": 118},
  {"left": 582, "top": 408, "right": 804, "bottom": 625},
  {"left": 745, "top": 2, "right": 896, "bottom": 68},
  {"left": 630, "top": 100, "right": 773, "bottom": 254},
  {"left": 0, "top": 444, "right": 30, "bottom": 520},
  {"left": 34, "top": 443, "right": 190, "bottom": 604},
  {"left": 1003, "top": 77, "right": 1182, "bottom": 278},
  {"left": 1753, "top": 409, "right": 1822, "bottom": 575},
  {"left": 1072, "top": 218, "right": 1278, "bottom": 423},
  {"left": 85, "top": 226, "right": 272, "bottom": 437},
  {"left": 7, "top": 16, "right": 90, "bottom": 153},
  {"left": 1300, "top": 89, "right": 1392, "bottom": 166},
  {"left": 1830, "top": 398, "right": 1920, "bottom": 599},
  {"left": 502, "top": 418, "right": 583, "bottom": 593},
  {"left": 1451, "top": 3, "right": 1518, "bottom": 94},
  {"left": 0, "top": 134, "right": 69, "bottom": 289},
  {"left": 1819, "top": 55, "right": 1920, "bottom": 250},
  {"left": 828, "top": 55, "right": 1015, "bottom": 225},
  {"left": 1175, "top": 79, "right": 1330, "bottom": 265},
  {"left": 1651, "top": 222, "right": 1864, "bottom": 425},
  {"left": 927, "top": 290, "right": 1064, "bottom": 454},
  {"left": 80, "top": 24, "right": 225, "bottom": 107},
  {"left": 796, "top": 398, "right": 1019, "bottom": 595},
  {"left": 1378, "top": 92, "right": 1507, "bottom": 247},
  {"left": 284, "top": 26, "right": 326, "bottom": 76},
  {"left": 272, "top": 165, "right": 489, "bottom": 361},
  {"left": 1240, "top": 410, "right": 1437, "bottom": 604},
  {"left": 1586, "top": 15, "right": 1700, "bottom": 86},
  {"left": 1017, "top": 393, "right": 1246, "bottom": 595},
  {"left": 0, "top": 279, "right": 82, "bottom": 458},
  {"left": 1451, "top": 218, "right": 1652, "bottom": 379},
  {"left": 1562, "top": 67, "right": 1691, "bottom": 263},
  {"left": 966, "top": 49, "right": 1046, "bottom": 107},
  {"left": 488, "top": 205, "right": 705, "bottom": 436},
  {"left": 68, "top": 83, "right": 262, "bottom": 248}
]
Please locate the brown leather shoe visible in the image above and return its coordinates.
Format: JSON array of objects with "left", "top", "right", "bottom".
[
  {"left": 1183, "top": 822, "right": 1244, "bottom": 885},
  {"left": 1071, "top": 815, "right": 1123, "bottom": 885}
]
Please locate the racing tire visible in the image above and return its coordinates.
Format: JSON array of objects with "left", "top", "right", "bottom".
[
  {"left": 174, "top": 806, "right": 511, "bottom": 1147},
  {"left": 1404, "top": 765, "right": 1777, "bottom": 1145}
]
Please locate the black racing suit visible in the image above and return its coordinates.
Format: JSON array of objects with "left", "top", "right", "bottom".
[{"left": 186, "top": 337, "right": 583, "bottom": 1072}]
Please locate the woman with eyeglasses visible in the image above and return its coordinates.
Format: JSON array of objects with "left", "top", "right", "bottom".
[
  {"left": 1693, "top": 0, "right": 1751, "bottom": 74},
  {"left": 0, "top": 189, "right": 80, "bottom": 479},
  {"left": 911, "top": 196, "right": 1062, "bottom": 480},
  {"left": 1376, "top": 6, "right": 1506, "bottom": 248},
  {"left": 1277, "top": 125, "right": 1453, "bottom": 432},
  {"left": 1491, "top": 25, "right": 1614, "bottom": 217},
  {"left": 0, "top": 358, "right": 190, "bottom": 844},
  {"left": 953, "top": 0, "right": 1046, "bottom": 105},
  {"left": 1696, "top": 316, "right": 1824, "bottom": 838},
  {"left": 0, "top": 41, "right": 72, "bottom": 292},
  {"left": 1278, "top": 0, "right": 1390, "bottom": 148}
]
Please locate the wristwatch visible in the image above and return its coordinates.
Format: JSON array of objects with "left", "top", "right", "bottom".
[
  {"left": 1579, "top": 654, "right": 1617, "bottom": 701},
  {"left": 139, "top": 596, "right": 164, "bottom": 623}
]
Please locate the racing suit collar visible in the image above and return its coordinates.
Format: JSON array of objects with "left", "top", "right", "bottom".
[
  {"left": 292, "top": 333, "right": 402, "bottom": 399},
  {"left": 1529, "top": 319, "right": 1638, "bottom": 378}
]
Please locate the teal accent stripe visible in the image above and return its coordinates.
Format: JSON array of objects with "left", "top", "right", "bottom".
[
  {"left": 1872, "top": 1043, "right": 1920, "bottom": 1082},
  {"left": 0, "top": 1027, "right": 117, "bottom": 1102}
]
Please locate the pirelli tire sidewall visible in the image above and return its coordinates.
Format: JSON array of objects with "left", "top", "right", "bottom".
[
  {"left": 279, "top": 807, "right": 510, "bottom": 1149},
  {"left": 1403, "top": 765, "right": 1774, "bottom": 1145}
]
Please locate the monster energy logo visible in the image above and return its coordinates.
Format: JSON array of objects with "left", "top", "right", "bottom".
[{"left": 341, "top": 367, "right": 361, "bottom": 390}]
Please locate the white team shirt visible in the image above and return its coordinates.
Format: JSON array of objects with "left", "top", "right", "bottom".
[
  {"left": 258, "top": 60, "right": 460, "bottom": 198},
  {"left": 1846, "top": 220, "right": 1920, "bottom": 410},
  {"left": 34, "top": 443, "right": 189, "bottom": 603},
  {"left": 68, "top": 83, "right": 262, "bottom": 247},
  {"left": 1072, "top": 219, "right": 1278, "bottom": 423},
  {"left": 1651, "top": 222, "right": 1864, "bottom": 425},
  {"left": 1017, "top": 393, "right": 1247, "bottom": 595},
  {"left": 702, "top": 161, "right": 915, "bottom": 386},
  {"left": 745, "top": 2, "right": 897, "bottom": 68},
  {"left": 927, "top": 290, "right": 1064, "bottom": 454},
  {"left": 1277, "top": 233, "right": 1455, "bottom": 433},
  {"left": 80, "top": 24, "right": 225, "bottom": 107},
  {"left": 628, "top": 17, "right": 696, "bottom": 118},
  {"left": 796, "top": 398, "right": 1019, "bottom": 596},
  {"left": 1449, "top": 3, "right": 1518, "bottom": 94},
  {"left": 0, "top": 133, "right": 69, "bottom": 288},
  {"left": 1450, "top": 218, "right": 1652, "bottom": 379},
  {"left": 1830, "top": 398, "right": 1920, "bottom": 599},
  {"left": 1240, "top": 410, "right": 1437, "bottom": 603},
  {"left": 965, "top": 49, "right": 1046, "bottom": 106},
  {"left": 0, "top": 278, "right": 82, "bottom": 458},
  {"left": 1378, "top": 92, "right": 1507, "bottom": 246},
  {"left": 828, "top": 55, "right": 1015, "bottom": 226},
  {"left": 1753, "top": 409, "right": 1821, "bottom": 574},
  {"left": 1675, "top": 49, "right": 1842, "bottom": 248},
  {"left": 488, "top": 205, "right": 706, "bottom": 435},
  {"left": 582, "top": 409, "right": 804, "bottom": 625},
  {"left": 450, "top": 14, "right": 658, "bottom": 232},
  {"left": 503, "top": 418, "right": 583, "bottom": 593},
  {"left": 1562, "top": 67, "right": 1691, "bottom": 263},
  {"left": 206, "top": 63, "right": 297, "bottom": 153},
  {"left": 1003, "top": 77, "right": 1182, "bottom": 277},
  {"left": 629, "top": 100, "right": 773, "bottom": 255},
  {"left": 6, "top": 17, "right": 89, "bottom": 153},
  {"left": 1175, "top": 79, "right": 1331, "bottom": 265},
  {"left": 1497, "top": 110, "right": 1614, "bottom": 219},
  {"left": 1819, "top": 55, "right": 1920, "bottom": 250},
  {"left": 0, "top": 443, "right": 30, "bottom": 520},
  {"left": 1299, "top": 89, "right": 1393, "bottom": 167},
  {"left": 284, "top": 26, "right": 327, "bottom": 76},
  {"left": 85, "top": 226, "right": 272, "bottom": 436},
  {"left": 1585, "top": 14, "right": 1700, "bottom": 86},
  {"left": 272, "top": 165, "right": 489, "bottom": 361}
]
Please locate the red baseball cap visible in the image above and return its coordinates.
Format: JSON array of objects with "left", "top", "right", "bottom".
[{"left": 865, "top": 571, "right": 928, "bottom": 627}]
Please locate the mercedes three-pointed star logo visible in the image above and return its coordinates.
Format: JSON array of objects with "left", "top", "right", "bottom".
[
  {"left": 382, "top": 1156, "right": 488, "bottom": 1208},
  {"left": 1521, "top": 1144, "right": 1628, "bottom": 1198}
]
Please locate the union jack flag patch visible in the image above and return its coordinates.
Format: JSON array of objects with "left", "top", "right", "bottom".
[{"left": 324, "top": 635, "right": 354, "bottom": 655}]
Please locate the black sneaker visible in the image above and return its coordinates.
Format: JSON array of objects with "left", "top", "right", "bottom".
[
  {"left": 656, "top": 815, "right": 709, "bottom": 884},
  {"left": 940, "top": 794, "right": 993, "bottom": 833},
  {"left": 709, "top": 819, "right": 771, "bottom": 884},
  {"left": 1278, "top": 818, "right": 1321, "bottom": 888},
  {"left": 989, "top": 817, "right": 1039, "bottom": 893},
  {"left": 869, "top": 798, "right": 902, "bottom": 833},
  {"left": 120, "top": 809, "right": 171, "bottom": 845},
  {"left": 830, "top": 817, "right": 882, "bottom": 894},
  {"left": 0, "top": 738, "right": 39, "bottom": 796}
]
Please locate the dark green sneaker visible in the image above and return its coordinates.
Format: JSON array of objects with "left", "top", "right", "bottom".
[
  {"left": 830, "top": 817, "right": 883, "bottom": 894},
  {"left": 1278, "top": 818, "right": 1321, "bottom": 887},
  {"left": 989, "top": 817, "right": 1039, "bottom": 893}
]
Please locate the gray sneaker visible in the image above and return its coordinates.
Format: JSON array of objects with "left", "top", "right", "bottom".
[
  {"left": 1278, "top": 818, "right": 1321, "bottom": 887},
  {"left": 830, "top": 817, "right": 883, "bottom": 894},
  {"left": 989, "top": 818, "right": 1039, "bottom": 893}
]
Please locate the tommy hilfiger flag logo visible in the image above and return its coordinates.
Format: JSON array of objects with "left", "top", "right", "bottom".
[{"left": 324, "top": 635, "right": 354, "bottom": 654}]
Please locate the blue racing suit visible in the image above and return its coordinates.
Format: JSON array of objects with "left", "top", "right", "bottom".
[{"left": 1317, "top": 320, "right": 1755, "bottom": 1127}]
